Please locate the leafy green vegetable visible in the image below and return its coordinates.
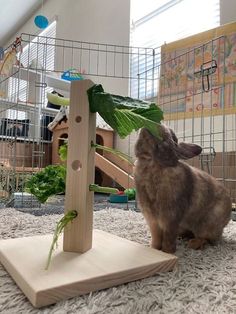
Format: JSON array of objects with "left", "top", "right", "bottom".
[
  {"left": 25, "top": 165, "right": 66, "bottom": 203},
  {"left": 124, "top": 188, "right": 136, "bottom": 200},
  {"left": 47, "top": 92, "right": 70, "bottom": 107},
  {"left": 89, "top": 184, "right": 119, "bottom": 194},
  {"left": 59, "top": 142, "right": 134, "bottom": 166},
  {"left": 111, "top": 107, "right": 162, "bottom": 139},
  {"left": 45, "top": 210, "right": 77, "bottom": 270},
  {"left": 87, "top": 84, "right": 163, "bottom": 138},
  {"left": 59, "top": 143, "right": 68, "bottom": 161},
  {"left": 91, "top": 143, "right": 134, "bottom": 165}
]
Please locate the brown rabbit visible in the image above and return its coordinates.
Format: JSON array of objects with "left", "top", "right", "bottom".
[{"left": 134, "top": 124, "right": 232, "bottom": 253}]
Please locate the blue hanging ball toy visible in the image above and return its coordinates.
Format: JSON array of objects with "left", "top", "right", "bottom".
[{"left": 34, "top": 15, "right": 49, "bottom": 29}]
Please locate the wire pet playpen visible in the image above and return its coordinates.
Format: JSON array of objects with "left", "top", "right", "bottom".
[
  {"left": 0, "top": 33, "right": 157, "bottom": 205},
  {"left": 0, "top": 23, "right": 236, "bottom": 208},
  {"left": 157, "top": 23, "right": 236, "bottom": 206}
]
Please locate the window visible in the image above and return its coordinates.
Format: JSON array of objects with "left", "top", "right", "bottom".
[
  {"left": 130, "top": 0, "right": 220, "bottom": 99},
  {"left": 8, "top": 20, "right": 57, "bottom": 104},
  {"left": 6, "top": 21, "right": 57, "bottom": 139},
  {"left": 8, "top": 77, "right": 27, "bottom": 103},
  {"left": 7, "top": 109, "right": 26, "bottom": 120},
  {"left": 20, "top": 20, "right": 56, "bottom": 71}
]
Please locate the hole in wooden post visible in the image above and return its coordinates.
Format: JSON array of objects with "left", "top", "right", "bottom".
[
  {"left": 71, "top": 160, "right": 82, "bottom": 171},
  {"left": 75, "top": 116, "right": 82, "bottom": 123}
]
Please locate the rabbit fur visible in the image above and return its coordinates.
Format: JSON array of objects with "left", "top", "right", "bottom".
[{"left": 134, "top": 124, "right": 232, "bottom": 253}]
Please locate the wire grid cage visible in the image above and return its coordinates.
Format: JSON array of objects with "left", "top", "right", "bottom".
[
  {"left": 153, "top": 33, "right": 236, "bottom": 204},
  {"left": 0, "top": 31, "right": 235, "bottom": 206},
  {"left": 0, "top": 33, "right": 158, "bottom": 204}
]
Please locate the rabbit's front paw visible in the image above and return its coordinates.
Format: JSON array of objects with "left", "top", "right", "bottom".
[
  {"left": 161, "top": 229, "right": 177, "bottom": 253},
  {"left": 188, "top": 238, "right": 207, "bottom": 250}
]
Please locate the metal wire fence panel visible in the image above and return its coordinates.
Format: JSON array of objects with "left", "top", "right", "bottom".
[
  {"left": 158, "top": 31, "right": 236, "bottom": 203},
  {"left": 0, "top": 34, "right": 156, "bottom": 204},
  {"left": 0, "top": 29, "right": 235, "bottom": 205}
]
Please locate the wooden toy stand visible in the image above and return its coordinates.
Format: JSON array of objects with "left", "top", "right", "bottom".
[{"left": 0, "top": 80, "right": 177, "bottom": 308}]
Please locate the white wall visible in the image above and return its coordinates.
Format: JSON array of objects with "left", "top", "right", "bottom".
[
  {"left": 220, "top": 0, "right": 236, "bottom": 25},
  {"left": 5, "top": 0, "right": 130, "bottom": 46}
]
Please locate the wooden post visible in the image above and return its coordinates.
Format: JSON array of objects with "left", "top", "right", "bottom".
[
  {"left": 63, "top": 79, "right": 96, "bottom": 253},
  {"left": 0, "top": 80, "right": 177, "bottom": 309}
]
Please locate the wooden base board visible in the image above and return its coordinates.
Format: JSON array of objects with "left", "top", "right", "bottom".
[{"left": 0, "top": 229, "right": 177, "bottom": 308}]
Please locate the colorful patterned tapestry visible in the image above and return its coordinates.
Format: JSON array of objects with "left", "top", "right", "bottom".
[{"left": 159, "top": 22, "right": 236, "bottom": 115}]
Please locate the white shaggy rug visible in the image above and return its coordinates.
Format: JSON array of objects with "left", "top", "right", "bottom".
[{"left": 0, "top": 207, "right": 236, "bottom": 314}]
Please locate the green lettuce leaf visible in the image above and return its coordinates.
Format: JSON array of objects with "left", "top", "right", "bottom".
[
  {"left": 87, "top": 84, "right": 163, "bottom": 138},
  {"left": 59, "top": 143, "right": 68, "bottom": 161},
  {"left": 25, "top": 165, "right": 66, "bottom": 203}
]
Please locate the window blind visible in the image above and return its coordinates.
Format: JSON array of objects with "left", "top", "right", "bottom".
[
  {"left": 20, "top": 20, "right": 57, "bottom": 71},
  {"left": 7, "top": 109, "right": 26, "bottom": 120},
  {"left": 130, "top": 0, "right": 220, "bottom": 99},
  {"left": 8, "top": 21, "right": 56, "bottom": 107}
]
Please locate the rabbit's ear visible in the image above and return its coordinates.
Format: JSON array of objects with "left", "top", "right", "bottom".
[{"left": 176, "top": 142, "right": 202, "bottom": 160}]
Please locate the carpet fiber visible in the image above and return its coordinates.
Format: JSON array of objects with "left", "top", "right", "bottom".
[{"left": 0, "top": 207, "right": 236, "bottom": 314}]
